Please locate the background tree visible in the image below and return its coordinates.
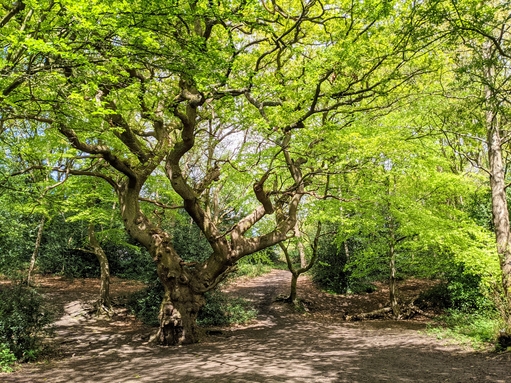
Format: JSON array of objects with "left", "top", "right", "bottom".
[{"left": 420, "top": 0, "right": 511, "bottom": 331}]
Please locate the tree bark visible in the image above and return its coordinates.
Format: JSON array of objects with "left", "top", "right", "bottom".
[
  {"left": 88, "top": 223, "right": 112, "bottom": 314},
  {"left": 156, "top": 280, "right": 205, "bottom": 345},
  {"left": 289, "top": 272, "right": 299, "bottom": 303},
  {"left": 484, "top": 43, "right": 511, "bottom": 328},
  {"left": 280, "top": 222, "right": 322, "bottom": 304},
  {"left": 389, "top": 241, "right": 400, "bottom": 318},
  {"left": 27, "top": 216, "right": 45, "bottom": 286}
]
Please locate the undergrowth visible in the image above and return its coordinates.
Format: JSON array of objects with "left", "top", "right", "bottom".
[
  {"left": 234, "top": 249, "right": 277, "bottom": 279},
  {"left": 418, "top": 269, "right": 503, "bottom": 350},
  {"left": 0, "top": 283, "right": 54, "bottom": 366},
  {"left": 0, "top": 343, "right": 16, "bottom": 373},
  {"left": 235, "top": 263, "right": 274, "bottom": 278},
  {"left": 426, "top": 311, "right": 502, "bottom": 350},
  {"left": 197, "top": 290, "right": 257, "bottom": 327}
]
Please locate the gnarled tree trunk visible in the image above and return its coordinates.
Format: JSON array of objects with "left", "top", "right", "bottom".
[{"left": 156, "top": 280, "right": 205, "bottom": 345}]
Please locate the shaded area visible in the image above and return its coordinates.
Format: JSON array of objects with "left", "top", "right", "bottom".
[{"left": 1, "top": 270, "right": 510, "bottom": 382}]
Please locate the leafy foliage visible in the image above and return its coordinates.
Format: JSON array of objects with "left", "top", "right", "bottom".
[
  {"left": 417, "top": 267, "right": 495, "bottom": 314},
  {"left": 235, "top": 248, "right": 277, "bottom": 278},
  {"left": 125, "top": 280, "right": 163, "bottom": 327},
  {"left": 197, "top": 290, "right": 258, "bottom": 327},
  {"left": 0, "top": 284, "right": 53, "bottom": 361},
  {"left": 0, "top": 343, "right": 16, "bottom": 373},
  {"left": 312, "top": 234, "right": 350, "bottom": 294},
  {"left": 427, "top": 312, "right": 502, "bottom": 350}
]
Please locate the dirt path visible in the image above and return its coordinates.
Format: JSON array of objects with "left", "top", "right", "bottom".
[{"left": 2, "top": 270, "right": 510, "bottom": 382}]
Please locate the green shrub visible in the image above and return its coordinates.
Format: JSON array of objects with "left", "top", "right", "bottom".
[
  {"left": 125, "top": 279, "right": 163, "bottom": 326},
  {"left": 0, "top": 343, "right": 16, "bottom": 373},
  {"left": 427, "top": 311, "right": 502, "bottom": 349},
  {"left": 0, "top": 284, "right": 53, "bottom": 361},
  {"left": 421, "top": 266, "right": 501, "bottom": 349},
  {"left": 417, "top": 267, "right": 494, "bottom": 314},
  {"left": 311, "top": 241, "right": 349, "bottom": 294},
  {"left": 446, "top": 272, "right": 493, "bottom": 312},
  {"left": 197, "top": 290, "right": 257, "bottom": 327}
]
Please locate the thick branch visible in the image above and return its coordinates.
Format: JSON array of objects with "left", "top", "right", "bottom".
[
  {"left": 253, "top": 172, "right": 274, "bottom": 214},
  {"left": 59, "top": 125, "right": 138, "bottom": 183},
  {"left": 0, "top": 1, "right": 25, "bottom": 28}
]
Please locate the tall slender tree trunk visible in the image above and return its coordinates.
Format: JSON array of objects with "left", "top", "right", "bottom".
[
  {"left": 484, "top": 45, "right": 511, "bottom": 328},
  {"left": 487, "top": 106, "right": 511, "bottom": 328},
  {"left": 280, "top": 222, "right": 322, "bottom": 305},
  {"left": 27, "top": 216, "right": 45, "bottom": 286},
  {"left": 389, "top": 241, "right": 400, "bottom": 318},
  {"left": 88, "top": 223, "right": 112, "bottom": 314}
]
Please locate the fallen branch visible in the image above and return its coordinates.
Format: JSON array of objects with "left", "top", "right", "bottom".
[
  {"left": 346, "top": 307, "right": 392, "bottom": 321},
  {"left": 346, "top": 303, "right": 435, "bottom": 321}
]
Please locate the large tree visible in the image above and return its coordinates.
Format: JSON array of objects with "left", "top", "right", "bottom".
[{"left": 1, "top": 0, "right": 435, "bottom": 344}]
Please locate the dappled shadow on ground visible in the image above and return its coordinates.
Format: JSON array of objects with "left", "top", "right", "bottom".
[
  {"left": 1, "top": 270, "right": 510, "bottom": 383},
  {"left": 3, "top": 319, "right": 510, "bottom": 383}
]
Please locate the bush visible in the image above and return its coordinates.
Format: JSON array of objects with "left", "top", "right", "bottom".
[
  {"left": 0, "top": 284, "right": 53, "bottom": 362},
  {"left": 417, "top": 267, "right": 493, "bottom": 314},
  {"left": 421, "top": 266, "right": 502, "bottom": 349},
  {"left": 446, "top": 272, "right": 493, "bottom": 312},
  {"left": 125, "top": 279, "right": 163, "bottom": 326},
  {"left": 427, "top": 311, "right": 502, "bottom": 349},
  {"left": 197, "top": 290, "right": 257, "bottom": 327},
  {"left": 0, "top": 343, "right": 16, "bottom": 373}
]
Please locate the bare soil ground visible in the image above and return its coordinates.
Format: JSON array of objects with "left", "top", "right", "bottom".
[{"left": 1, "top": 270, "right": 510, "bottom": 383}]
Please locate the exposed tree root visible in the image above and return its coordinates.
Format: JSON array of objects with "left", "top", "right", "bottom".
[
  {"left": 94, "top": 302, "right": 114, "bottom": 317},
  {"left": 274, "top": 294, "right": 311, "bottom": 312}
]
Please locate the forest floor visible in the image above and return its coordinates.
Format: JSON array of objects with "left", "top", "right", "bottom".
[{"left": 1, "top": 270, "right": 511, "bottom": 382}]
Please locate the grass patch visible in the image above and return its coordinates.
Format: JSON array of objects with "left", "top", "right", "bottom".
[
  {"left": 0, "top": 343, "right": 16, "bottom": 373},
  {"left": 426, "top": 310, "right": 502, "bottom": 350}
]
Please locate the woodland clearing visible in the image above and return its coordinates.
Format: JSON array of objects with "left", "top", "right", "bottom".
[{"left": 1, "top": 270, "right": 510, "bottom": 383}]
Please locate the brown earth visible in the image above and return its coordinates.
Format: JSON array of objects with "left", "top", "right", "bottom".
[{"left": 1, "top": 270, "right": 510, "bottom": 383}]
